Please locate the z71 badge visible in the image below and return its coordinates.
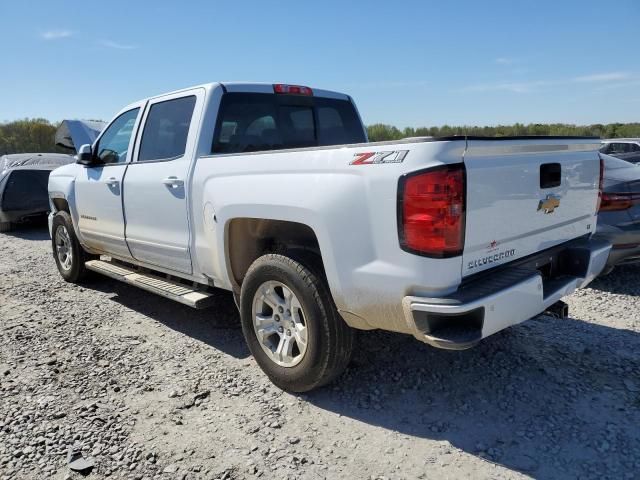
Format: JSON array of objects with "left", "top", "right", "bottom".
[{"left": 350, "top": 150, "right": 409, "bottom": 165}]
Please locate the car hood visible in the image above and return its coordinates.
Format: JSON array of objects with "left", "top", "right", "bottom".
[
  {"left": 55, "top": 120, "right": 106, "bottom": 151},
  {"left": 602, "top": 153, "right": 640, "bottom": 191}
]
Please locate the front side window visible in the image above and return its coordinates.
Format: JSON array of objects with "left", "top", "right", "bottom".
[
  {"left": 138, "top": 96, "right": 196, "bottom": 162},
  {"left": 212, "top": 93, "right": 365, "bottom": 154},
  {"left": 96, "top": 108, "right": 139, "bottom": 164}
]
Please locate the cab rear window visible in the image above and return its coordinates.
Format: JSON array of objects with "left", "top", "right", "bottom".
[{"left": 212, "top": 93, "right": 365, "bottom": 154}]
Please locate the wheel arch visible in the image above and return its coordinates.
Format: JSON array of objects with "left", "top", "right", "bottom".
[
  {"left": 51, "top": 197, "right": 70, "bottom": 214},
  {"left": 225, "top": 217, "right": 323, "bottom": 291},
  {"left": 48, "top": 171, "right": 90, "bottom": 249}
]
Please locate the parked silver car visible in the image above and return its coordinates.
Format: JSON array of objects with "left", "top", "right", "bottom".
[
  {"left": 596, "top": 153, "right": 640, "bottom": 273},
  {"left": 600, "top": 139, "right": 640, "bottom": 163},
  {"left": 0, "top": 154, "right": 74, "bottom": 231},
  {"left": 0, "top": 120, "right": 105, "bottom": 232}
]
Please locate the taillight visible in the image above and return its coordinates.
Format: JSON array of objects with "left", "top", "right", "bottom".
[
  {"left": 597, "top": 155, "right": 640, "bottom": 211},
  {"left": 599, "top": 192, "right": 640, "bottom": 211},
  {"left": 398, "top": 164, "right": 466, "bottom": 257},
  {"left": 273, "top": 84, "right": 313, "bottom": 96},
  {"left": 596, "top": 156, "right": 605, "bottom": 212}
]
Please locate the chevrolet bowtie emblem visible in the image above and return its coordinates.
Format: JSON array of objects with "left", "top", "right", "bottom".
[{"left": 538, "top": 194, "right": 560, "bottom": 214}]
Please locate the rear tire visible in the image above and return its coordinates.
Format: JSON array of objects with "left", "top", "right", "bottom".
[
  {"left": 239, "top": 254, "right": 354, "bottom": 392},
  {"left": 51, "top": 211, "right": 94, "bottom": 283}
]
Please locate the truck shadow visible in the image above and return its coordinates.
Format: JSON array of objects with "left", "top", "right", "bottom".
[
  {"left": 84, "top": 266, "right": 639, "bottom": 478},
  {"left": 87, "top": 278, "right": 250, "bottom": 360},
  {"left": 303, "top": 316, "right": 640, "bottom": 478},
  {"left": 2, "top": 220, "right": 49, "bottom": 241}
]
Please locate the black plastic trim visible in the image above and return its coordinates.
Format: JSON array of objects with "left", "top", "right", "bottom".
[
  {"left": 460, "top": 234, "right": 592, "bottom": 287},
  {"left": 397, "top": 163, "right": 467, "bottom": 259},
  {"left": 414, "top": 307, "right": 484, "bottom": 349}
]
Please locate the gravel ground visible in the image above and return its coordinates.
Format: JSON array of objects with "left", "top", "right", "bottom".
[{"left": 1, "top": 224, "right": 639, "bottom": 480}]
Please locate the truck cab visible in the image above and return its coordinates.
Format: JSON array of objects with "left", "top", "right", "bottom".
[{"left": 50, "top": 83, "right": 366, "bottom": 277}]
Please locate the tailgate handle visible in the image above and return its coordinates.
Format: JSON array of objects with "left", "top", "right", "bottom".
[{"left": 540, "top": 163, "right": 561, "bottom": 189}]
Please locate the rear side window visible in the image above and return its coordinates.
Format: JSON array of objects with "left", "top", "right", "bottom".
[
  {"left": 212, "top": 93, "right": 365, "bottom": 154},
  {"left": 138, "top": 96, "right": 196, "bottom": 162}
]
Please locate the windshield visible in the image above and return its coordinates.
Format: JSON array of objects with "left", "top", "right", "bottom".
[
  {"left": 212, "top": 93, "right": 366, "bottom": 154},
  {"left": 1, "top": 170, "right": 51, "bottom": 211}
]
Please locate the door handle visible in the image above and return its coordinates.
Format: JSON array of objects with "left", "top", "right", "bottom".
[
  {"left": 105, "top": 177, "right": 119, "bottom": 187},
  {"left": 162, "top": 176, "right": 184, "bottom": 188}
]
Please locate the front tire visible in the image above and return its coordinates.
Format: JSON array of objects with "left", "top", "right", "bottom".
[
  {"left": 239, "top": 254, "right": 354, "bottom": 392},
  {"left": 51, "top": 211, "right": 92, "bottom": 283}
]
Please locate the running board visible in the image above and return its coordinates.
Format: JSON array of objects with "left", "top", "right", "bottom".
[{"left": 85, "top": 259, "right": 215, "bottom": 309}]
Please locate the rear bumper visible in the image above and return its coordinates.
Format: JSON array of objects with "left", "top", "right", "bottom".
[{"left": 402, "top": 237, "right": 611, "bottom": 350}]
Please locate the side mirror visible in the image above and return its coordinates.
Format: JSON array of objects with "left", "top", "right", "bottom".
[{"left": 76, "top": 144, "right": 95, "bottom": 165}]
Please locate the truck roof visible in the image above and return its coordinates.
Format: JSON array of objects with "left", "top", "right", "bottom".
[{"left": 119, "top": 82, "right": 351, "bottom": 113}]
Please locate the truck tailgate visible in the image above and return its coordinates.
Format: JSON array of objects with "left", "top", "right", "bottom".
[{"left": 462, "top": 138, "right": 601, "bottom": 277}]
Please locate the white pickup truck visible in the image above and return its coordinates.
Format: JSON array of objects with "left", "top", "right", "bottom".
[{"left": 48, "top": 82, "right": 611, "bottom": 392}]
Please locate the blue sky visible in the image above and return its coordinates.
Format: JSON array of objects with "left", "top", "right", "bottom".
[{"left": 1, "top": 0, "right": 639, "bottom": 127}]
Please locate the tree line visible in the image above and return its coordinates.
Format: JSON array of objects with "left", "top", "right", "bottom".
[
  {"left": 367, "top": 122, "right": 640, "bottom": 142},
  {"left": 0, "top": 119, "right": 68, "bottom": 155},
  {"left": 2, "top": 118, "right": 640, "bottom": 155}
]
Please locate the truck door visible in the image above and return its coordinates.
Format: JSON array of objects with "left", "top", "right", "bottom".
[
  {"left": 123, "top": 90, "right": 202, "bottom": 274},
  {"left": 74, "top": 105, "right": 143, "bottom": 259}
]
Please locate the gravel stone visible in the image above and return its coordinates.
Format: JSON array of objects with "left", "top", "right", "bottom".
[
  {"left": 1, "top": 225, "right": 639, "bottom": 479},
  {"left": 163, "top": 463, "right": 179, "bottom": 473}
]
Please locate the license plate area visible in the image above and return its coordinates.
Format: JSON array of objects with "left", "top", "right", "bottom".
[{"left": 461, "top": 235, "right": 592, "bottom": 298}]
